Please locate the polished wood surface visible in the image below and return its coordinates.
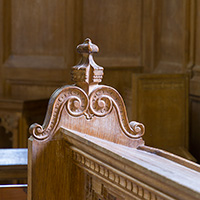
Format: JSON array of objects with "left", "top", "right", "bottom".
[
  {"left": 28, "top": 39, "right": 200, "bottom": 200},
  {"left": 0, "top": 185, "right": 27, "bottom": 200},
  {"left": 29, "top": 39, "right": 145, "bottom": 147},
  {"left": 29, "top": 126, "right": 200, "bottom": 200}
]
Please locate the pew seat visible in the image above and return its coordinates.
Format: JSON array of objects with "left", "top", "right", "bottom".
[
  {"left": 0, "top": 184, "right": 27, "bottom": 200},
  {"left": 0, "top": 149, "right": 27, "bottom": 199},
  {"left": 0, "top": 148, "right": 27, "bottom": 182}
]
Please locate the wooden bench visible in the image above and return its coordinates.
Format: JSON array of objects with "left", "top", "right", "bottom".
[
  {"left": 28, "top": 39, "right": 200, "bottom": 200},
  {"left": 0, "top": 149, "right": 27, "bottom": 199},
  {"left": 0, "top": 184, "right": 27, "bottom": 200},
  {"left": 0, "top": 148, "right": 27, "bottom": 182}
]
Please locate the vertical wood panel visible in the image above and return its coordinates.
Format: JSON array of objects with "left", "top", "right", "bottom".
[
  {"left": 142, "top": 0, "right": 155, "bottom": 72},
  {"left": 82, "top": 0, "right": 142, "bottom": 68},
  {"left": 0, "top": 0, "right": 76, "bottom": 99},
  {"left": 194, "top": 1, "right": 200, "bottom": 67},
  {"left": 2, "top": 0, "right": 11, "bottom": 62},
  {"left": 11, "top": 0, "right": 65, "bottom": 56},
  {"left": 190, "top": 0, "right": 200, "bottom": 96},
  {"left": 158, "top": 1, "right": 184, "bottom": 66},
  {"left": 189, "top": 0, "right": 200, "bottom": 162},
  {"left": 143, "top": 0, "right": 191, "bottom": 73},
  {"left": 0, "top": 0, "right": 3, "bottom": 96}
]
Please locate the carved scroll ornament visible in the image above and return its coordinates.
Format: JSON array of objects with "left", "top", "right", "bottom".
[{"left": 29, "top": 39, "right": 145, "bottom": 145}]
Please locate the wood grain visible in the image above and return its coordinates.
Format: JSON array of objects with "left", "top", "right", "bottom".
[
  {"left": 0, "top": 185, "right": 27, "bottom": 200},
  {"left": 28, "top": 39, "right": 200, "bottom": 200},
  {"left": 82, "top": 0, "right": 142, "bottom": 68},
  {"left": 131, "top": 73, "right": 195, "bottom": 161},
  {"left": 1, "top": 0, "right": 75, "bottom": 99}
]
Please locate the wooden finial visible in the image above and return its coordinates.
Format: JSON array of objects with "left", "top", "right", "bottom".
[
  {"left": 71, "top": 38, "right": 104, "bottom": 94},
  {"left": 77, "top": 38, "right": 99, "bottom": 54},
  {"left": 30, "top": 38, "right": 145, "bottom": 148}
]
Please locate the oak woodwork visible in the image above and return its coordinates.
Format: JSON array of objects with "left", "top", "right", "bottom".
[
  {"left": 30, "top": 39, "right": 144, "bottom": 147},
  {"left": 131, "top": 73, "right": 195, "bottom": 161},
  {"left": 0, "top": 185, "right": 27, "bottom": 200},
  {"left": 82, "top": 0, "right": 142, "bottom": 68},
  {"left": 0, "top": 98, "right": 48, "bottom": 148},
  {"left": 29, "top": 39, "right": 200, "bottom": 200},
  {"left": 1, "top": 0, "right": 75, "bottom": 99},
  {"left": 2, "top": 1, "right": 200, "bottom": 160}
]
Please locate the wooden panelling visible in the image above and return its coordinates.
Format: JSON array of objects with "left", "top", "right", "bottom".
[
  {"left": 5, "top": 80, "right": 64, "bottom": 100},
  {"left": 190, "top": 0, "right": 200, "bottom": 96},
  {"left": 131, "top": 74, "right": 195, "bottom": 160},
  {"left": 103, "top": 68, "right": 142, "bottom": 119},
  {"left": 1, "top": 0, "right": 76, "bottom": 99},
  {"left": 142, "top": 0, "right": 155, "bottom": 73},
  {"left": 194, "top": 0, "right": 200, "bottom": 71},
  {"left": 82, "top": 0, "right": 142, "bottom": 68},
  {"left": 0, "top": 0, "right": 200, "bottom": 161},
  {"left": 0, "top": 0, "right": 3, "bottom": 96},
  {"left": 0, "top": 98, "right": 48, "bottom": 148},
  {"left": 143, "top": 0, "right": 191, "bottom": 73},
  {"left": 11, "top": 1, "right": 65, "bottom": 56}
]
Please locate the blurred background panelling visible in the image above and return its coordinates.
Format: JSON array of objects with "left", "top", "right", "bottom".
[{"left": 0, "top": 0, "right": 200, "bottom": 161}]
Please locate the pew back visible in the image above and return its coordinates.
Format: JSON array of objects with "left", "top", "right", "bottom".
[{"left": 28, "top": 39, "right": 200, "bottom": 200}]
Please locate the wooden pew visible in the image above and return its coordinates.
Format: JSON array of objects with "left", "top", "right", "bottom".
[
  {"left": 0, "top": 185, "right": 27, "bottom": 200},
  {"left": 0, "top": 149, "right": 27, "bottom": 199},
  {"left": 28, "top": 39, "right": 200, "bottom": 200},
  {"left": 0, "top": 148, "right": 27, "bottom": 182}
]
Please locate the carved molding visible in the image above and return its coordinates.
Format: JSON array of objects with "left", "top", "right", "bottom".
[
  {"left": 0, "top": 112, "right": 20, "bottom": 147},
  {"left": 86, "top": 174, "right": 124, "bottom": 200},
  {"left": 0, "top": 113, "right": 19, "bottom": 132},
  {"left": 30, "top": 86, "right": 89, "bottom": 140},
  {"left": 72, "top": 147, "right": 171, "bottom": 200},
  {"left": 30, "top": 84, "right": 144, "bottom": 140},
  {"left": 89, "top": 86, "right": 144, "bottom": 139}
]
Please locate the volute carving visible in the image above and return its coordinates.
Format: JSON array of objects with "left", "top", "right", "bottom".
[{"left": 30, "top": 39, "right": 145, "bottom": 147}]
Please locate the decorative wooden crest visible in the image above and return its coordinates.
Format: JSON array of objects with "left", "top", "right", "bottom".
[{"left": 30, "top": 39, "right": 145, "bottom": 148}]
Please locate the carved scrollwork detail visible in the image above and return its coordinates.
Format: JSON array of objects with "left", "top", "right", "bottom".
[
  {"left": 66, "top": 93, "right": 88, "bottom": 117},
  {"left": 29, "top": 123, "right": 46, "bottom": 140},
  {"left": 89, "top": 86, "right": 145, "bottom": 138},
  {"left": 89, "top": 92, "right": 113, "bottom": 117},
  {"left": 29, "top": 86, "right": 89, "bottom": 140},
  {"left": 130, "top": 121, "right": 145, "bottom": 136}
]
